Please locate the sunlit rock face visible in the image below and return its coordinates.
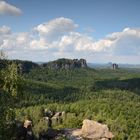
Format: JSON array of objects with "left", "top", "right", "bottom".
[
  {"left": 65, "top": 119, "right": 114, "bottom": 140},
  {"left": 42, "top": 58, "right": 88, "bottom": 70},
  {"left": 81, "top": 119, "right": 114, "bottom": 139}
]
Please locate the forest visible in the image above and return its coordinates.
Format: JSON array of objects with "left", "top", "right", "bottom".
[{"left": 0, "top": 58, "right": 140, "bottom": 140}]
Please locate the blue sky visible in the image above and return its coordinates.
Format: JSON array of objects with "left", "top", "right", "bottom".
[{"left": 0, "top": 0, "right": 140, "bottom": 63}]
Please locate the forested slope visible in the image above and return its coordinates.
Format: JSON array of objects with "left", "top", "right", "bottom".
[{"left": 15, "top": 67, "right": 140, "bottom": 139}]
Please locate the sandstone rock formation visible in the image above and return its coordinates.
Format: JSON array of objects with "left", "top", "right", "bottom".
[
  {"left": 43, "top": 110, "right": 65, "bottom": 127},
  {"left": 65, "top": 119, "right": 114, "bottom": 140},
  {"left": 112, "top": 63, "right": 118, "bottom": 70},
  {"left": 81, "top": 119, "right": 114, "bottom": 139},
  {"left": 24, "top": 120, "right": 32, "bottom": 128},
  {"left": 42, "top": 58, "right": 87, "bottom": 70}
]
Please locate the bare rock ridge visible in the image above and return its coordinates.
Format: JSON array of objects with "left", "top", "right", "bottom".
[
  {"left": 65, "top": 119, "right": 114, "bottom": 140},
  {"left": 42, "top": 58, "right": 87, "bottom": 69}
]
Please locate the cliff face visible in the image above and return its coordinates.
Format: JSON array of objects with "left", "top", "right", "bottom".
[{"left": 42, "top": 58, "right": 87, "bottom": 69}]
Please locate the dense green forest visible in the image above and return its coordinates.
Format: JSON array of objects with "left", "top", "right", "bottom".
[
  {"left": 18, "top": 67, "right": 140, "bottom": 139},
  {"left": 0, "top": 58, "right": 140, "bottom": 139}
]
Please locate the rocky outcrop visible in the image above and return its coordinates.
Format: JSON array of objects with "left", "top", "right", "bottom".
[
  {"left": 16, "top": 119, "right": 35, "bottom": 140},
  {"left": 81, "top": 119, "right": 114, "bottom": 139},
  {"left": 43, "top": 110, "right": 66, "bottom": 127},
  {"left": 112, "top": 63, "right": 118, "bottom": 70},
  {"left": 42, "top": 58, "right": 87, "bottom": 70},
  {"left": 65, "top": 119, "right": 114, "bottom": 140}
]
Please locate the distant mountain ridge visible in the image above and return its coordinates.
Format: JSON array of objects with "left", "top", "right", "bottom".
[
  {"left": 42, "top": 58, "right": 87, "bottom": 70},
  {"left": 1, "top": 59, "right": 140, "bottom": 74},
  {"left": 0, "top": 58, "right": 88, "bottom": 73}
]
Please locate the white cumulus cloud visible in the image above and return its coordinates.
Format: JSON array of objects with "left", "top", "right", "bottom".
[
  {"left": 30, "top": 38, "right": 48, "bottom": 50},
  {"left": 106, "top": 28, "right": 140, "bottom": 55},
  {"left": 0, "top": 25, "right": 11, "bottom": 35},
  {"left": 0, "top": 1, "right": 22, "bottom": 15},
  {"left": 0, "top": 17, "right": 140, "bottom": 63},
  {"left": 34, "top": 17, "right": 78, "bottom": 42},
  {"left": 58, "top": 32, "right": 113, "bottom": 53}
]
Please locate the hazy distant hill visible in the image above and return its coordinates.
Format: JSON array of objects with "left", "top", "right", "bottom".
[{"left": 88, "top": 63, "right": 140, "bottom": 69}]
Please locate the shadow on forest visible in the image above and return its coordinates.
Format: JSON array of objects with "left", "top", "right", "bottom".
[
  {"left": 94, "top": 78, "right": 140, "bottom": 95},
  {"left": 23, "top": 83, "right": 80, "bottom": 102}
]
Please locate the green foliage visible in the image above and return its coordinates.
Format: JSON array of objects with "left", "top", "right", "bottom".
[
  {"left": 0, "top": 59, "right": 39, "bottom": 73},
  {"left": 0, "top": 57, "right": 24, "bottom": 139},
  {"left": 13, "top": 67, "right": 140, "bottom": 139},
  {"left": 33, "top": 118, "right": 48, "bottom": 137},
  {"left": 1, "top": 57, "right": 140, "bottom": 140},
  {"left": 63, "top": 113, "right": 82, "bottom": 128},
  {"left": 2, "top": 63, "right": 19, "bottom": 96}
]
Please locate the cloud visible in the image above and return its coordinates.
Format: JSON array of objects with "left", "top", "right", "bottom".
[
  {"left": 0, "top": 25, "right": 11, "bottom": 35},
  {"left": 106, "top": 28, "right": 140, "bottom": 55},
  {"left": 34, "top": 17, "right": 78, "bottom": 42},
  {"left": 0, "top": 17, "right": 140, "bottom": 63},
  {"left": 57, "top": 32, "right": 114, "bottom": 53},
  {"left": 0, "top": 1, "right": 22, "bottom": 15},
  {"left": 0, "top": 30, "right": 30, "bottom": 51},
  {"left": 30, "top": 38, "right": 48, "bottom": 50}
]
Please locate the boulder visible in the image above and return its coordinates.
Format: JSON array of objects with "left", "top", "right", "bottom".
[
  {"left": 54, "top": 112, "right": 62, "bottom": 117},
  {"left": 81, "top": 119, "right": 114, "bottom": 139},
  {"left": 24, "top": 120, "right": 32, "bottom": 128},
  {"left": 65, "top": 119, "right": 114, "bottom": 140}
]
